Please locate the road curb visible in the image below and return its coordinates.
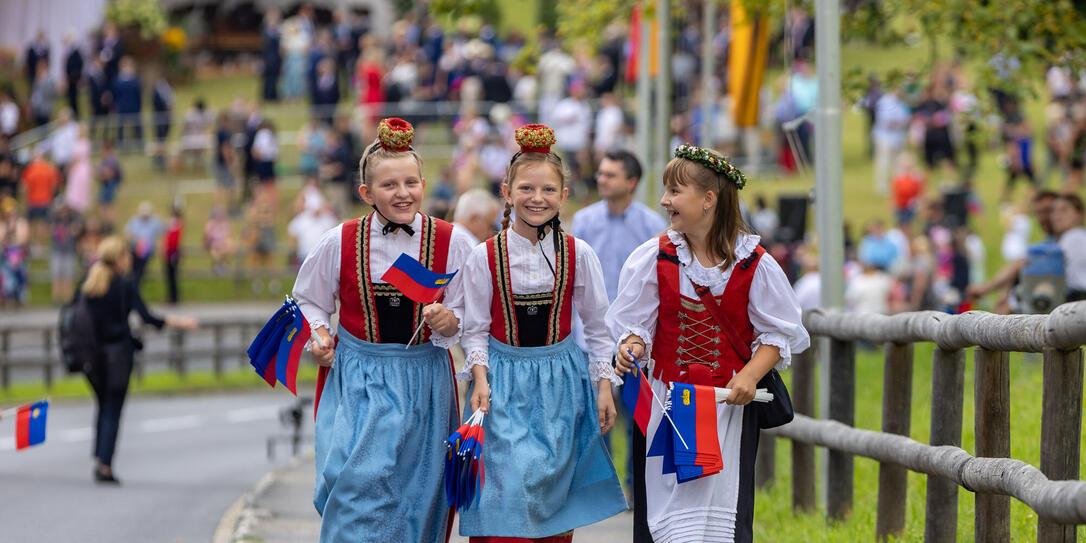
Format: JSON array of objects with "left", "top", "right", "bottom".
[{"left": 212, "top": 450, "right": 314, "bottom": 543}]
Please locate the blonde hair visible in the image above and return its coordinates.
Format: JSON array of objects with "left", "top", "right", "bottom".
[
  {"left": 663, "top": 155, "right": 751, "bottom": 271},
  {"left": 500, "top": 152, "right": 569, "bottom": 230},
  {"left": 358, "top": 140, "right": 424, "bottom": 190},
  {"left": 81, "top": 236, "right": 128, "bottom": 298}
]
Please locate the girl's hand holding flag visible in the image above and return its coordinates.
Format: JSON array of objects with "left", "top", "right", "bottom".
[
  {"left": 422, "top": 302, "right": 457, "bottom": 337},
  {"left": 615, "top": 334, "right": 647, "bottom": 375},
  {"left": 310, "top": 328, "right": 335, "bottom": 367}
]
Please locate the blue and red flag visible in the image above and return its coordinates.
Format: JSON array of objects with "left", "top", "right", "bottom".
[
  {"left": 670, "top": 382, "right": 723, "bottom": 483},
  {"left": 621, "top": 361, "right": 653, "bottom": 436},
  {"left": 15, "top": 400, "right": 48, "bottom": 450},
  {"left": 248, "top": 298, "right": 310, "bottom": 394},
  {"left": 381, "top": 253, "right": 458, "bottom": 305}
]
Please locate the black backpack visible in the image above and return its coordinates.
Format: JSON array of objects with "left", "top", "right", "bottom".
[{"left": 59, "top": 293, "right": 98, "bottom": 373}]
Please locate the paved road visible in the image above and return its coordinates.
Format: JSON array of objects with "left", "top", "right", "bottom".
[{"left": 0, "top": 391, "right": 306, "bottom": 543}]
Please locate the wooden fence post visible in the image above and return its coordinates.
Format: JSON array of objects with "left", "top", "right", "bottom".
[
  {"left": 827, "top": 338, "right": 855, "bottom": 521},
  {"left": 213, "top": 325, "right": 224, "bottom": 377},
  {"left": 1038, "top": 348, "right": 1084, "bottom": 543},
  {"left": 924, "top": 347, "right": 965, "bottom": 543},
  {"left": 974, "top": 348, "right": 1010, "bottom": 543},
  {"left": 792, "top": 346, "right": 817, "bottom": 513},
  {"left": 170, "top": 329, "right": 185, "bottom": 377},
  {"left": 42, "top": 329, "right": 53, "bottom": 389},
  {"left": 755, "top": 431, "right": 775, "bottom": 489},
  {"left": 877, "top": 342, "right": 913, "bottom": 540}
]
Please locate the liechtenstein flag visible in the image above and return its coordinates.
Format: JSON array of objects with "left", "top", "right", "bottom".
[
  {"left": 621, "top": 362, "right": 653, "bottom": 436},
  {"left": 381, "top": 253, "right": 458, "bottom": 305},
  {"left": 248, "top": 298, "right": 310, "bottom": 394},
  {"left": 15, "top": 400, "right": 48, "bottom": 450},
  {"left": 670, "top": 382, "right": 723, "bottom": 483},
  {"left": 276, "top": 308, "right": 311, "bottom": 395}
]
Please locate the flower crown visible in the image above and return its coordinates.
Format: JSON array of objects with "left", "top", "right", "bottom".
[
  {"left": 673, "top": 143, "right": 747, "bottom": 190},
  {"left": 377, "top": 117, "right": 414, "bottom": 152},
  {"left": 514, "top": 124, "right": 557, "bottom": 153}
]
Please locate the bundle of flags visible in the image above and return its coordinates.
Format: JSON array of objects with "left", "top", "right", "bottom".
[
  {"left": 381, "top": 253, "right": 458, "bottom": 305},
  {"left": 248, "top": 297, "right": 311, "bottom": 395},
  {"left": 0, "top": 399, "right": 49, "bottom": 451},
  {"left": 444, "top": 409, "right": 486, "bottom": 511},
  {"left": 644, "top": 383, "right": 722, "bottom": 484}
]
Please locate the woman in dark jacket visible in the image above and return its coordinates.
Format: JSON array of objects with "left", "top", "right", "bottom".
[{"left": 81, "top": 236, "right": 197, "bottom": 483}]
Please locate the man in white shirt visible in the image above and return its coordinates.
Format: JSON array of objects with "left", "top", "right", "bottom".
[
  {"left": 287, "top": 200, "right": 338, "bottom": 266},
  {"left": 551, "top": 80, "right": 593, "bottom": 191},
  {"left": 593, "top": 93, "right": 625, "bottom": 164},
  {"left": 452, "top": 188, "right": 500, "bottom": 247}
]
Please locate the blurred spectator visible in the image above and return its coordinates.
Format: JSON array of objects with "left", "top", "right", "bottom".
[
  {"left": 86, "top": 59, "right": 110, "bottom": 141},
  {"left": 63, "top": 33, "right": 84, "bottom": 118},
  {"left": 95, "top": 140, "right": 122, "bottom": 229},
  {"left": 872, "top": 88, "right": 910, "bottom": 196},
  {"left": 297, "top": 117, "right": 327, "bottom": 178},
  {"left": 452, "top": 188, "right": 500, "bottom": 246},
  {"left": 21, "top": 150, "right": 60, "bottom": 249},
  {"left": 312, "top": 58, "right": 340, "bottom": 125},
  {"left": 891, "top": 154, "right": 925, "bottom": 224},
  {"left": 916, "top": 85, "right": 957, "bottom": 181},
  {"left": 179, "top": 98, "right": 211, "bottom": 173},
  {"left": 947, "top": 227, "right": 972, "bottom": 313},
  {"left": 593, "top": 93, "right": 624, "bottom": 163},
  {"left": 293, "top": 175, "right": 326, "bottom": 215},
  {"left": 354, "top": 46, "right": 386, "bottom": 139},
  {"left": 1001, "top": 99, "right": 1036, "bottom": 201},
  {"left": 0, "top": 135, "right": 16, "bottom": 198},
  {"left": 25, "top": 31, "right": 50, "bottom": 86},
  {"left": 151, "top": 76, "right": 174, "bottom": 171},
  {"left": 111, "top": 57, "right": 143, "bottom": 151},
  {"left": 1052, "top": 193, "right": 1086, "bottom": 302},
  {"left": 751, "top": 194, "right": 779, "bottom": 242},
  {"left": 0, "top": 90, "right": 19, "bottom": 137},
  {"left": 51, "top": 108, "right": 79, "bottom": 176},
  {"left": 252, "top": 120, "right": 279, "bottom": 199},
  {"left": 31, "top": 61, "right": 58, "bottom": 127},
  {"left": 124, "top": 201, "right": 164, "bottom": 287},
  {"left": 281, "top": 18, "right": 311, "bottom": 102},
  {"left": 846, "top": 260, "right": 895, "bottom": 315},
  {"left": 98, "top": 22, "right": 122, "bottom": 87},
  {"left": 308, "top": 30, "right": 333, "bottom": 103},
  {"left": 857, "top": 219, "right": 897, "bottom": 272},
  {"left": 287, "top": 199, "right": 337, "bottom": 266},
  {"left": 164, "top": 206, "right": 183, "bottom": 304},
  {"left": 792, "top": 250, "right": 821, "bottom": 312},
  {"left": 213, "top": 112, "right": 237, "bottom": 209},
  {"left": 905, "top": 235, "right": 936, "bottom": 311},
  {"left": 551, "top": 79, "right": 593, "bottom": 191},
  {"left": 0, "top": 197, "right": 29, "bottom": 307},
  {"left": 65, "top": 125, "right": 93, "bottom": 213},
  {"left": 203, "top": 206, "right": 235, "bottom": 276},
  {"left": 262, "top": 9, "right": 282, "bottom": 102},
  {"left": 50, "top": 203, "right": 82, "bottom": 303},
  {"left": 319, "top": 128, "right": 353, "bottom": 202},
  {"left": 244, "top": 192, "right": 278, "bottom": 294},
  {"left": 999, "top": 201, "right": 1031, "bottom": 263}
]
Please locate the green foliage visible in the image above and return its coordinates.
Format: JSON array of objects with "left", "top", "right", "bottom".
[{"left": 104, "top": 0, "right": 167, "bottom": 40}]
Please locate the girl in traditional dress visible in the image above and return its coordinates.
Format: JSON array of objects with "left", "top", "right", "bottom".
[
  {"left": 453, "top": 124, "right": 628, "bottom": 542},
  {"left": 292, "top": 118, "right": 476, "bottom": 542},
  {"left": 608, "top": 144, "right": 810, "bottom": 543}
]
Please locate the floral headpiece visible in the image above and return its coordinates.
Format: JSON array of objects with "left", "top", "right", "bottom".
[
  {"left": 377, "top": 117, "right": 415, "bottom": 152},
  {"left": 514, "top": 124, "right": 557, "bottom": 153},
  {"left": 673, "top": 143, "right": 747, "bottom": 190}
]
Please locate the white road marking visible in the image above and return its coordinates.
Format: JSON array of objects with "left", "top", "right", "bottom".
[
  {"left": 139, "top": 415, "right": 202, "bottom": 433},
  {"left": 226, "top": 405, "right": 279, "bottom": 423},
  {"left": 58, "top": 427, "right": 93, "bottom": 443}
]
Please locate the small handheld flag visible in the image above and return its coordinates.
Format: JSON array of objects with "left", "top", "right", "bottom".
[
  {"left": 620, "top": 360, "right": 653, "bottom": 436},
  {"left": 248, "top": 297, "right": 310, "bottom": 394},
  {"left": 381, "top": 253, "right": 458, "bottom": 305},
  {"left": 15, "top": 400, "right": 48, "bottom": 450},
  {"left": 670, "top": 383, "right": 723, "bottom": 483},
  {"left": 444, "top": 409, "right": 487, "bottom": 510}
]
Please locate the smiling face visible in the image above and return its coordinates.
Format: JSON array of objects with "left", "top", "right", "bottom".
[
  {"left": 660, "top": 176, "right": 714, "bottom": 235},
  {"left": 502, "top": 162, "right": 568, "bottom": 235},
  {"left": 359, "top": 155, "right": 425, "bottom": 224}
]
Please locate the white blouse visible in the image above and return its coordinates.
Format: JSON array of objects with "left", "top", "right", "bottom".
[
  {"left": 450, "top": 228, "right": 619, "bottom": 385},
  {"left": 292, "top": 213, "right": 476, "bottom": 349},
  {"left": 606, "top": 230, "right": 810, "bottom": 378}
]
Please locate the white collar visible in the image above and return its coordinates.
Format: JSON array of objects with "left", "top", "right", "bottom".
[
  {"left": 666, "top": 228, "right": 760, "bottom": 269},
  {"left": 369, "top": 211, "right": 423, "bottom": 237}
]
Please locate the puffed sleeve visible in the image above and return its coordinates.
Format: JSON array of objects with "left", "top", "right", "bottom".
[
  {"left": 292, "top": 225, "right": 342, "bottom": 334},
  {"left": 604, "top": 237, "right": 661, "bottom": 380},
  {"left": 456, "top": 243, "right": 494, "bottom": 380},
  {"left": 748, "top": 254, "right": 811, "bottom": 371},
  {"left": 573, "top": 239, "right": 619, "bottom": 385},
  {"left": 429, "top": 226, "right": 476, "bottom": 349}
]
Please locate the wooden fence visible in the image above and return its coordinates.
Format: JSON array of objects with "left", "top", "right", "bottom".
[
  {"left": 0, "top": 314, "right": 272, "bottom": 390},
  {"left": 755, "top": 301, "right": 1086, "bottom": 542}
]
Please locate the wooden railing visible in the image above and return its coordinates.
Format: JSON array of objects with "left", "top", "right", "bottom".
[
  {"left": 0, "top": 315, "right": 273, "bottom": 390},
  {"left": 756, "top": 301, "right": 1086, "bottom": 542}
]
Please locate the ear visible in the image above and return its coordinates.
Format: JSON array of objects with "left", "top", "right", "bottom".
[
  {"left": 500, "top": 183, "right": 513, "bottom": 205},
  {"left": 358, "top": 183, "right": 374, "bottom": 206},
  {"left": 560, "top": 186, "right": 569, "bottom": 206},
  {"left": 704, "top": 189, "right": 718, "bottom": 211}
]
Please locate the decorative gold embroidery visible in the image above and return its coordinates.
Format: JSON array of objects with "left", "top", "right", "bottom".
[
  {"left": 680, "top": 298, "right": 707, "bottom": 312},
  {"left": 494, "top": 231, "right": 518, "bottom": 346},
  {"left": 548, "top": 234, "right": 570, "bottom": 344},
  {"left": 513, "top": 292, "right": 553, "bottom": 306}
]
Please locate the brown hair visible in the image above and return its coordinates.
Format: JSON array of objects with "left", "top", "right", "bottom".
[
  {"left": 500, "top": 152, "right": 570, "bottom": 230},
  {"left": 358, "top": 139, "right": 424, "bottom": 189},
  {"left": 663, "top": 155, "right": 751, "bottom": 270}
]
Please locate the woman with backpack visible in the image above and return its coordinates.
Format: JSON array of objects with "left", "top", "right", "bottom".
[{"left": 80, "top": 236, "right": 198, "bottom": 483}]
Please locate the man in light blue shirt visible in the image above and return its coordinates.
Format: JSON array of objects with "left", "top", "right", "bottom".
[{"left": 571, "top": 149, "right": 666, "bottom": 497}]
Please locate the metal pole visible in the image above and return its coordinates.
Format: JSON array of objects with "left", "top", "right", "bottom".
[
  {"left": 814, "top": 0, "right": 844, "bottom": 509},
  {"left": 700, "top": 0, "right": 717, "bottom": 148},
  {"left": 636, "top": 4, "right": 653, "bottom": 207},
  {"left": 654, "top": 0, "right": 671, "bottom": 204}
]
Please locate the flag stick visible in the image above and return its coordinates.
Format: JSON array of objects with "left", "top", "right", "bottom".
[
  {"left": 404, "top": 320, "right": 426, "bottom": 349},
  {"left": 628, "top": 350, "right": 688, "bottom": 450}
]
